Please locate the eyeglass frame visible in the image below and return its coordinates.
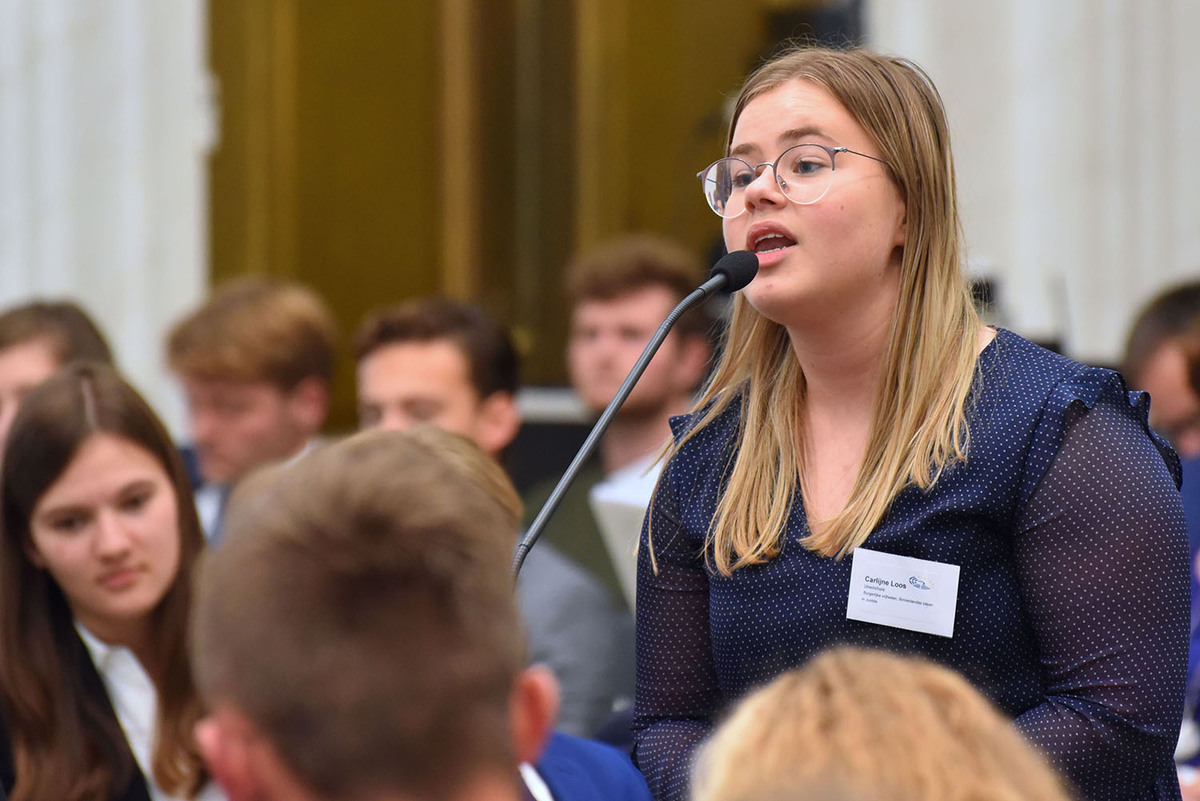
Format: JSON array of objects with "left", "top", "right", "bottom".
[{"left": 696, "top": 143, "right": 894, "bottom": 218}]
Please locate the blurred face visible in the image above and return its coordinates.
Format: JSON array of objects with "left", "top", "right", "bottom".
[
  {"left": 723, "top": 79, "right": 907, "bottom": 331},
  {"left": 358, "top": 340, "right": 517, "bottom": 459},
  {"left": 180, "top": 377, "right": 313, "bottom": 484},
  {"left": 0, "top": 338, "right": 61, "bottom": 459},
  {"left": 568, "top": 286, "right": 700, "bottom": 417},
  {"left": 28, "top": 433, "right": 181, "bottom": 645},
  {"left": 1138, "top": 340, "right": 1200, "bottom": 459}
]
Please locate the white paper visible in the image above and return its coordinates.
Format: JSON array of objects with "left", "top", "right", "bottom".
[{"left": 845, "top": 547, "right": 961, "bottom": 638}]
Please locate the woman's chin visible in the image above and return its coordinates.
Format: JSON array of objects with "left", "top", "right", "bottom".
[{"left": 744, "top": 284, "right": 805, "bottom": 329}]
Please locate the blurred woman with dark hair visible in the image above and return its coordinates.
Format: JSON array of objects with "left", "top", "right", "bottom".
[{"left": 0, "top": 363, "right": 219, "bottom": 801}]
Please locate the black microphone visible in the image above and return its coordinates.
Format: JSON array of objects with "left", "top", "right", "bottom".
[{"left": 512, "top": 250, "right": 759, "bottom": 576}]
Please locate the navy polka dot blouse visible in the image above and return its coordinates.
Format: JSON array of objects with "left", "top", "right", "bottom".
[{"left": 632, "top": 328, "right": 1190, "bottom": 801}]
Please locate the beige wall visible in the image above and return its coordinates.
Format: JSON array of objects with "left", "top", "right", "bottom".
[
  {"left": 868, "top": 0, "right": 1200, "bottom": 363},
  {"left": 0, "top": 0, "right": 212, "bottom": 436}
]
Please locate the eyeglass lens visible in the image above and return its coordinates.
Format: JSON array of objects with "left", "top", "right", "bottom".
[{"left": 700, "top": 144, "right": 836, "bottom": 218}]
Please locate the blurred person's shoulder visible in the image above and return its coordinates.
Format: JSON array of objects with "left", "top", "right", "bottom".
[{"left": 536, "top": 731, "right": 650, "bottom": 801}]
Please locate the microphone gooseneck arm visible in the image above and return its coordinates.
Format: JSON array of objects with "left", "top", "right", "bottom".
[{"left": 512, "top": 252, "right": 757, "bottom": 578}]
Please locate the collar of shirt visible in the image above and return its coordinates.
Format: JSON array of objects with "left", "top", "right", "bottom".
[
  {"left": 592, "top": 451, "right": 662, "bottom": 505},
  {"left": 519, "top": 762, "right": 555, "bottom": 801},
  {"left": 75, "top": 622, "right": 160, "bottom": 791},
  {"left": 74, "top": 624, "right": 228, "bottom": 801}
]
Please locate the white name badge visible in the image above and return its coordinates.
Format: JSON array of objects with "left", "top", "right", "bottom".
[{"left": 845, "top": 548, "right": 961, "bottom": 638}]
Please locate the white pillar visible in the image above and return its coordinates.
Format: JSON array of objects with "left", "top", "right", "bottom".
[
  {"left": 0, "top": 0, "right": 214, "bottom": 434},
  {"left": 866, "top": 0, "right": 1200, "bottom": 365}
]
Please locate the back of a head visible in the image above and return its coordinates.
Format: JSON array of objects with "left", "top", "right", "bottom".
[
  {"left": 564, "top": 234, "right": 709, "bottom": 338},
  {"left": 354, "top": 297, "right": 519, "bottom": 399},
  {"left": 166, "top": 277, "right": 337, "bottom": 389},
  {"left": 0, "top": 300, "right": 114, "bottom": 365},
  {"left": 402, "top": 425, "right": 523, "bottom": 546},
  {"left": 1123, "top": 281, "right": 1200, "bottom": 382},
  {"left": 191, "top": 429, "right": 525, "bottom": 800},
  {"left": 691, "top": 647, "right": 1071, "bottom": 801},
  {"left": 718, "top": 785, "right": 884, "bottom": 801}
]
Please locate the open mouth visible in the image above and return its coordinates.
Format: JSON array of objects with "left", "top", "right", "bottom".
[{"left": 752, "top": 232, "right": 797, "bottom": 253}]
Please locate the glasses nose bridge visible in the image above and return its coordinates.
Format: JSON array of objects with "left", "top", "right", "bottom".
[
  {"left": 752, "top": 159, "right": 776, "bottom": 179},
  {"left": 746, "top": 159, "right": 783, "bottom": 194}
]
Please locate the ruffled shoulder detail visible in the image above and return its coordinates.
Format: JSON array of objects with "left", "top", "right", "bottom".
[
  {"left": 667, "top": 410, "right": 697, "bottom": 442},
  {"left": 663, "top": 393, "right": 744, "bottom": 506},
  {"left": 667, "top": 390, "right": 743, "bottom": 445},
  {"left": 1020, "top": 366, "right": 1181, "bottom": 507}
]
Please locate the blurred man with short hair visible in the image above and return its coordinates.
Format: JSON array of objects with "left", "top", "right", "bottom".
[
  {"left": 527, "top": 234, "right": 713, "bottom": 611},
  {"left": 167, "top": 278, "right": 337, "bottom": 540},
  {"left": 192, "top": 429, "right": 650, "bottom": 801},
  {"left": 355, "top": 298, "right": 634, "bottom": 738},
  {"left": 1124, "top": 281, "right": 1200, "bottom": 458},
  {"left": 0, "top": 299, "right": 113, "bottom": 459}
]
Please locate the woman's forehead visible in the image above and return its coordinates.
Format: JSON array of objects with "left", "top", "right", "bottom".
[{"left": 730, "top": 80, "right": 857, "bottom": 153}]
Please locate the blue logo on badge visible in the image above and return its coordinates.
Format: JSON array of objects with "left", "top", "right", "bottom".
[{"left": 908, "top": 576, "right": 932, "bottom": 590}]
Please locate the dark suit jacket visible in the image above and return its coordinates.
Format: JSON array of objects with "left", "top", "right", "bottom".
[{"left": 0, "top": 630, "right": 151, "bottom": 801}]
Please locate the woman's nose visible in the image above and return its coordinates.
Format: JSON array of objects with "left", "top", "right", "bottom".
[
  {"left": 94, "top": 511, "right": 132, "bottom": 556},
  {"left": 743, "top": 164, "right": 783, "bottom": 209}
]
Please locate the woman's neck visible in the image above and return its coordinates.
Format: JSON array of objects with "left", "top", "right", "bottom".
[
  {"left": 787, "top": 309, "right": 894, "bottom": 420},
  {"left": 78, "top": 616, "right": 159, "bottom": 677}
]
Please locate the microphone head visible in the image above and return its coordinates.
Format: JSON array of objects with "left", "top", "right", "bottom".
[{"left": 710, "top": 250, "right": 759, "bottom": 293}]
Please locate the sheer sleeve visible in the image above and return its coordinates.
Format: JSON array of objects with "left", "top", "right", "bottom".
[
  {"left": 631, "top": 460, "right": 720, "bottom": 801},
  {"left": 1013, "top": 395, "right": 1189, "bottom": 798}
]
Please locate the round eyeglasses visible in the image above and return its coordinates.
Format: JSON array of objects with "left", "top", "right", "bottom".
[{"left": 696, "top": 143, "right": 892, "bottom": 219}]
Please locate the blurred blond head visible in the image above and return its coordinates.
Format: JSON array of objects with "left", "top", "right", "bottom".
[{"left": 692, "top": 647, "right": 1071, "bottom": 801}]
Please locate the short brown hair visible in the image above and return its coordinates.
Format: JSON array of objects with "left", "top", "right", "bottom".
[
  {"left": 354, "top": 297, "right": 518, "bottom": 398},
  {"left": 166, "top": 278, "right": 337, "bottom": 390},
  {"left": 1123, "top": 280, "right": 1200, "bottom": 383},
  {"left": 403, "top": 425, "right": 523, "bottom": 541},
  {"left": 0, "top": 300, "right": 113, "bottom": 365},
  {"left": 692, "top": 647, "right": 1071, "bottom": 801},
  {"left": 191, "top": 429, "right": 525, "bottom": 799},
  {"left": 564, "top": 234, "right": 709, "bottom": 338}
]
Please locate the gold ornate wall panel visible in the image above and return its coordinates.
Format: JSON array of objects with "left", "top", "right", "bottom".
[
  {"left": 208, "top": 0, "right": 857, "bottom": 419},
  {"left": 210, "top": 0, "right": 444, "bottom": 429}
]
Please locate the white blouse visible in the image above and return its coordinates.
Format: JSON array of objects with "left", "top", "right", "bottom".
[{"left": 76, "top": 623, "right": 224, "bottom": 801}]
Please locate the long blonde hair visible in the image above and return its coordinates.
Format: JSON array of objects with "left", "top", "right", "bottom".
[
  {"left": 663, "top": 46, "right": 979, "bottom": 574},
  {"left": 691, "top": 648, "right": 1072, "bottom": 801}
]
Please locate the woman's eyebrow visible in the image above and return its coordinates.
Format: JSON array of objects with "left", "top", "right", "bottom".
[
  {"left": 777, "top": 125, "right": 830, "bottom": 145},
  {"left": 729, "top": 126, "right": 829, "bottom": 159}
]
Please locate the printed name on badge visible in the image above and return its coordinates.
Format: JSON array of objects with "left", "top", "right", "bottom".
[{"left": 845, "top": 547, "right": 961, "bottom": 638}]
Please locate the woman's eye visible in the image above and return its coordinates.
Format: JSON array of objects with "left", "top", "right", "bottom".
[
  {"left": 121, "top": 492, "right": 151, "bottom": 512},
  {"left": 730, "top": 169, "right": 756, "bottom": 189},
  {"left": 51, "top": 514, "right": 86, "bottom": 533},
  {"left": 790, "top": 158, "right": 828, "bottom": 177}
]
